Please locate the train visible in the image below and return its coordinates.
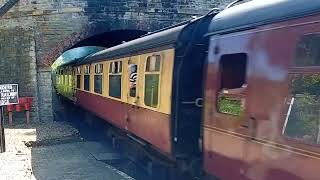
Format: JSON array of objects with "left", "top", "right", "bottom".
[{"left": 53, "top": 0, "right": 320, "bottom": 179}]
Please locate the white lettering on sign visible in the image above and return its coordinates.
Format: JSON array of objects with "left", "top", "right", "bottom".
[{"left": 0, "top": 84, "right": 19, "bottom": 106}]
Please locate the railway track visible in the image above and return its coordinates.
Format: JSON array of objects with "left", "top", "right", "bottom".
[{"left": 53, "top": 93, "right": 198, "bottom": 180}]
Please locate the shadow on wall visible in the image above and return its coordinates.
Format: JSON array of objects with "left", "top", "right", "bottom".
[{"left": 70, "top": 30, "right": 147, "bottom": 49}]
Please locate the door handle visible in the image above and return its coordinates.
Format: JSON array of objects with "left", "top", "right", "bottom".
[{"left": 181, "top": 98, "right": 203, "bottom": 107}]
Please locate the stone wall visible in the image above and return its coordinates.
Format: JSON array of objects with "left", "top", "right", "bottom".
[
  {"left": 0, "top": 25, "right": 40, "bottom": 121},
  {"left": 0, "top": 0, "right": 233, "bottom": 122}
]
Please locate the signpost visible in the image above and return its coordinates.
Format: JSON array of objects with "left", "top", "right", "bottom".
[{"left": 0, "top": 84, "right": 19, "bottom": 153}]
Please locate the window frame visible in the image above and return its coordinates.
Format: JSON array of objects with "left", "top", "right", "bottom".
[
  {"left": 283, "top": 33, "right": 320, "bottom": 146},
  {"left": 216, "top": 53, "right": 248, "bottom": 118},
  {"left": 143, "top": 54, "right": 162, "bottom": 108},
  {"left": 109, "top": 61, "right": 122, "bottom": 74},
  {"left": 94, "top": 64, "right": 103, "bottom": 74},
  {"left": 75, "top": 66, "right": 82, "bottom": 89},
  {"left": 282, "top": 71, "right": 320, "bottom": 146},
  {"left": 128, "top": 62, "right": 138, "bottom": 98},
  {"left": 94, "top": 63, "right": 104, "bottom": 94},
  {"left": 84, "top": 65, "right": 90, "bottom": 74},
  {"left": 76, "top": 74, "right": 81, "bottom": 89},
  {"left": 68, "top": 68, "right": 72, "bottom": 86},
  {"left": 293, "top": 33, "right": 320, "bottom": 67},
  {"left": 64, "top": 69, "right": 68, "bottom": 85},
  {"left": 83, "top": 65, "right": 91, "bottom": 91},
  {"left": 108, "top": 61, "right": 123, "bottom": 99},
  {"left": 76, "top": 66, "right": 81, "bottom": 74}
]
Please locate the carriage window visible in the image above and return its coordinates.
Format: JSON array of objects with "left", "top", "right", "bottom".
[
  {"left": 68, "top": 74, "right": 72, "bottom": 86},
  {"left": 61, "top": 75, "right": 64, "bottom": 85},
  {"left": 283, "top": 74, "right": 320, "bottom": 144},
  {"left": 295, "top": 34, "right": 320, "bottom": 66},
  {"left": 145, "top": 55, "right": 161, "bottom": 108},
  {"left": 64, "top": 74, "right": 68, "bottom": 85},
  {"left": 67, "top": 70, "right": 72, "bottom": 86},
  {"left": 76, "top": 75, "right": 81, "bottom": 89},
  {"left": 94, "top": 64, "right": 103, "bottom": 94},
  {"left": 76, "top": 67, "right": 81, "bottom": 89},
  {"left": 109, "top": 61, "right": 122, "bottom": 98},
  {"left": 217, "top": 53, "right": 247, "bottom": 116},
  {"left": 84, "top": 65, "right": 90, "bottom": 91},
  {"left": 76, "top": 67, "right": 81, "bottom": 74}
]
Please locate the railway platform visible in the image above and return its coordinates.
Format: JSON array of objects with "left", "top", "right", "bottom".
[{"left": 0, "top": 120, "right": 134, "bottom": 180}]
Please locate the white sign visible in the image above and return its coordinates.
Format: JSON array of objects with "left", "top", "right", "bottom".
[{"left": 0, "top": 84, "right": 19, "bottom": 106}]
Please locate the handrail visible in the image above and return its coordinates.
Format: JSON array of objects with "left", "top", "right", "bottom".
[
  {"left": 140, "top": 19, "right": 193, "bottom": 38},
  {"left": 0, "top": 0, "right": 19, "bottom": 17},
  {"left": 225, "top": 0, "right": 248, "bottom": 9}
]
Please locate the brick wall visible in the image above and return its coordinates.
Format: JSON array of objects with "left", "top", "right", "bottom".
[{"left": 0, "top": 0, "right": 233, "bottom": 122}]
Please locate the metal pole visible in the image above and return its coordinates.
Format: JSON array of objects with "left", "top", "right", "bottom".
[{"left": 0, "top": 106, "right": 5, "bottom": 153}]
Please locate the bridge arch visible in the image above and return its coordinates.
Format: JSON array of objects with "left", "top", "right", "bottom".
[{"left": 0, "top": 0, "right": 233, "bottom": 122}]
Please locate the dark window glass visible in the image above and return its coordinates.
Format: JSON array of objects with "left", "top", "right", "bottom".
[
  {"left": 84, "top": 75, "right": 90, "bottom": 91},
  {"left": 94, "top": 75, "right": 103, "bottom": 94},
  {"left": 76, "top": 75, "right": 81, "bottom": 89},
  {"left": 217, "top": 53, "right": 247, "bottom": 116},
  {"left": 109, "top": 63, "right": 112, "bottom": 73},
  {"left": 109, "top": 75, "right": 121, "bottom": 98},
  {"left": 145, "top": 74, "right": 159, "bottom": 107},
  {"left": 109, "top": 61, "right": 122, "bottom": 98},
  {"left": 295, "top": 34, "right": 320, "bottom": 66},
  {"left": 284, "top": 74, "right": 320, "bottom": 144}
]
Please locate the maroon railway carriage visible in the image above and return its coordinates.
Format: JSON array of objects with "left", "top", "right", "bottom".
[
  {"left": 55, "top": 10, "right": 218, "bottom": 177},
  {"left": 204, "top": 0, "right": 320, "bottom": 179},
  {"left": 55, "top": 0, "right": 320, "bottom": 179}
]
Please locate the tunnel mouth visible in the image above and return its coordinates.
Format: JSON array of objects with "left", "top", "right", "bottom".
[
  {"left": 69, "top": 29, "right": 148, "bottom": 50},
  {"left": 52, "top": 29, "right": 148, "bottom": 69}
]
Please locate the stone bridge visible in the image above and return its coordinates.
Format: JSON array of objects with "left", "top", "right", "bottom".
[{"left": 0, "top": 0, "right": 231, "bottom": 122}]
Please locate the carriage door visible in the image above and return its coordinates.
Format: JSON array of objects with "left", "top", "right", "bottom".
[
  {"left": 204, "top": 35, "right": 251, "bottom": 179},
  {"left": 126, "top": 56, "right": 140, "bottom": 127}
]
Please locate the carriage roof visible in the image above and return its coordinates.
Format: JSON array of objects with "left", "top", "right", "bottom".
[
  {"left": 207, "top": 0, "right": 320, "bottom": 36},
  {"left": 73, "top": 24, "right": 186, "bottom": 65}
]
